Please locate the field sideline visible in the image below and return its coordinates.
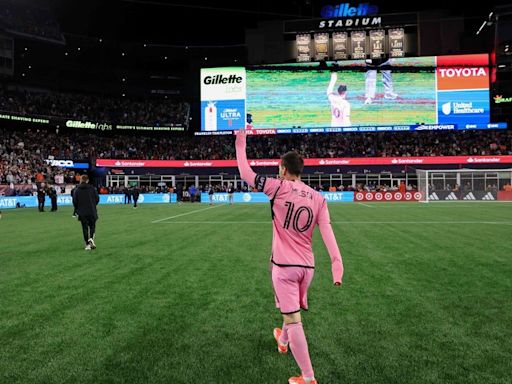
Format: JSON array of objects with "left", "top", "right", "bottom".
[{"left": 1, "top": 202, "right": 511, "bottom": 384}]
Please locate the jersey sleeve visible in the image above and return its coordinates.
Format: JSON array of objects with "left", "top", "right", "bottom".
[
  {"left": 255, "top": 175, "right": 282, "bottom": 199},
  {"left": 317, "top": 198, "right": 344, "bottom": 284}
]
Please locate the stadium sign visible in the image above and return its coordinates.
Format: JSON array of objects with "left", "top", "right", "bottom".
[
  {"left": 44, "top": 159, "right": 89, "bottom": 169},
  {"left": 66, "top": 120, "right": 113, "bottom": 131},
  {"left": 45, "top": 159, "right": 75, "bottom": 167},
  {"left": 318, "top": 2, "right": 381, "bottom": 28},
  {"left": 320, "top": 3, "right": 379, "bottom": 18},
  {"left": 493, "top": 95, "right": 512, "bottom": 104},
  {"left": 97, "top": 155, "right": 512, "bottom": 168},
  {"left": 355, "top": 191, "right": 422, "bottom": 202},
  {"left": 0, "top": 112, "right": 49, "bottom": 124}
]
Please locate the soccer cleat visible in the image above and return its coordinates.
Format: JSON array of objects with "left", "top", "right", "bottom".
[
  {"left": 288, "top": 375, "right": 317, "bottom": 384},
  {"left": 273, "top": 328, "right": 288, "bottom": 354},
  {"left": 364, "top": 97, "right": 373, "bottom": 105},
  {"left": 88, "top": 238, "right": 96, "bottom": 249},
  {"left": 85, "top": 244, "right": 92, "bottom": 250},
  {"left": 384, "top": 92, "right": 398, "bottom": 99}
]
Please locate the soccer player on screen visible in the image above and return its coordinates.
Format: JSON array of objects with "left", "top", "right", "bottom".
[
  {"left": 327, "top": 72, "right": 351, "bottom": 127},
  {"left": 235, "top": 128, "right": 344, "bottom": 384}
]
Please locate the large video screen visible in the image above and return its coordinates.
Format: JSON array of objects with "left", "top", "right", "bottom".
[{"left": 199, "top": 54, "right": 505, "bottom": 135}]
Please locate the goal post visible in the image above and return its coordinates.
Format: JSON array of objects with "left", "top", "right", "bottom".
[{"left": 415, "top": 169, "right": 512, "bottom": 202}]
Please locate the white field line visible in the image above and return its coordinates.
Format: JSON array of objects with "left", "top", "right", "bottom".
[{"left": 151, "top": 205, "right": 222, "bottom": 223}]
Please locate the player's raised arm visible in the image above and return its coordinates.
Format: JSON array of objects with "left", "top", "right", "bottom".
[
  {"left": 317, "top": 199, "right": 344, "bottom": 285},
  {"left": 327, "top": 72, "right": 337, "bottom": 96},
  {"left": 235, "top": 128, "right": 257, "bottom": 187}
]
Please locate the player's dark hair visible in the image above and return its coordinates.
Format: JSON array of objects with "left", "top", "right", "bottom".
[
  {"left": 281, "top": 151, "right": 304, "bottom": 176},
  {"left": 80, "top": 175, "right": 89, "bottom": 183},
  {"left": 338, "top": 84, "right": 347, "bottom": 94}
]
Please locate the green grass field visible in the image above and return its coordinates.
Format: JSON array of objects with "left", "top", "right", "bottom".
[{"left": 1, "top": 202, "right": 511, "bottom": 384}]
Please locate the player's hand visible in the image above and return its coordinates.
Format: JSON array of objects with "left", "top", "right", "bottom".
[
  {"left": 237, "top": 127, "right": 246, "bottom": 137},
  {"left": 330, "top": 72, "right": 337, "bottom": 81}
]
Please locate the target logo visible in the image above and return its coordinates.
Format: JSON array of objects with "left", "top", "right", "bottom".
[
  {"left": 405, "top": 192, "right": 412, "bottom": 200},
  {"left": 365, "top": 193, "right": 373, "bottom": 200},
  {"left": 356, "top": 192, "right": 364, "bottom": 200},
  {"left": 384, "top": 192, "right": 392, "bottom": 200},
  {"left": 414, "top": 192, "right": 422, "bottom": 200},
  {"left": 394, "top": 192, "right": 402, "bottom": 200},
  {"left": 375, "top": 193, "right": 383, "bottom": 201}
]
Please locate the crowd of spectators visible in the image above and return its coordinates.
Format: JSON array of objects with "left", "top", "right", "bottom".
[
  {"left": 2, "top": 126, "right": 511, "bottom": 165},
  {"left": 0, "top": 89, "right": 190, "bottom": 127},
  {"left": 1, "top": 126, "right": 512, "bottom": 188},
  {"left": 0, "top": 129, "right": 81, "bottom": 187},
  {"left": 0, "top": 0, "right": 63, "bottom": 41}
]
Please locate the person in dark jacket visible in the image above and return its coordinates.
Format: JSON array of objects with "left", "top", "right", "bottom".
[
  {"left": 73, "top": 175, "right": 99, "bottom": 250},
  {"left": 70, "top": 185, "right": 78, "bottom": 217},
  {"left": 48, "top": 185, "right": 58, "bottom": 212},
  {"left": 132, "top": 186, "right": 140, "bottom": 208},
  {"left": 37, "top": 185, "right": 46, "bottom": 212},
  {"left": 124, "top": 186, "right": 132, "bottom": 204}
]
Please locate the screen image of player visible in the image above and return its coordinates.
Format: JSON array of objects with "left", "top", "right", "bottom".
[{"left": 244, "top": 54, "right": 490, "bottom": 129}]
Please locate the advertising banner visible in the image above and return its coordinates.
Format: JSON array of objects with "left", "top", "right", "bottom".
[
  {"left": 97, "top": 156, "right": 512, "bottom": 168},
  {"left": 200, "top": 67, "right": 246, "bottom": 132},
  {"left": 354, "top": 191, "right": 422, "bottom": 202},
  {"left": 201, "top": 191, "right": 354, "bottom": 204},
  {"left": 0, "top": 194, "right": 177, "bottom": 209}
]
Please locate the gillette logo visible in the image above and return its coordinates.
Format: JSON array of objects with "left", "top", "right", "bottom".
[
  {"left": 204, "top": 74, "right": 243, "bottom": 85},
  {"left": 320, "top": 3, "right": 379, "bottom": 18}
]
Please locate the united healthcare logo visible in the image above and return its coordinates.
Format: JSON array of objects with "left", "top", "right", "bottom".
[{"left": 441, "top": 102, "right": 484, "bottom": 115}]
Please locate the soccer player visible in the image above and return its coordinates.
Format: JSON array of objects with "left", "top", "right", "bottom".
[
  {"left": 73, "top": 175, "right": 99, "bottom": 250},
  {"left": 326, "top": 72, "right": 351, "bottom": 127},
  {"left": 235, "top": 128, "right": 344, "bottom": 384}
]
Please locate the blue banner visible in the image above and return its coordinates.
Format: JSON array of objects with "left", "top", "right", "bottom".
[
  {"left": 201, "top": 192, "right": 269, "bottom": 203},
  {"left": 437, "top": 90, "right": 490, "bottom": 126},
  {"left": 99, "top": 193, "right": 177, "bottom": 205},
  {"left": 201, "top": 191, "right": 354, "bottom": 204},
  {"left": 201, "top": 100, "right": 246, "bottom": 131},
  {"left": 0, "top": 193, "right": 177, "bottom": 209},
  {"left": 321, "top": 191, "right": 354, "bottom": 202},
  {"left": 195, "top": 122, "right": 507, "bottom": 136}
]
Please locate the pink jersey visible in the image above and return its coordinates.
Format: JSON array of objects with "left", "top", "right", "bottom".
[
  {"left": 236, "top": 132, "right": 343, "bottom": 284},
  {"left": 328, "top": 94, "right": 351, "bottom": 127}
]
